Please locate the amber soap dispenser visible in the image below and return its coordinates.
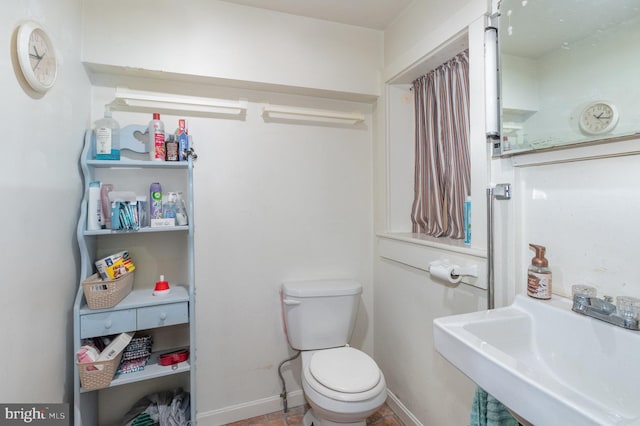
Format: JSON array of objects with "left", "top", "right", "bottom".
[{"left": 527, "top": 244, "right": 552, "bottom": 299}]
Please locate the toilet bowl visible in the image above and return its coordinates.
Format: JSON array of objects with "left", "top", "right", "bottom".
[
  {"left": 281, "top": 279, "right": 388, "bottom": 426},
  {"left": 301, "top": 348, "right": 387, "bottom": 426}
]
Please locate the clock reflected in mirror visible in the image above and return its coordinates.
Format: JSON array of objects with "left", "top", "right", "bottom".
[{"left": 579, "top": 101, "right": 619, "bottom": 135}]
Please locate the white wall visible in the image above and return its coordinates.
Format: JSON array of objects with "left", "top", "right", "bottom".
[
  {"left": 82, "top": 2, "right": 378, "bottom": 423},
  {"left": 497, "top": 141, "right": 640, "bottom": 302},
  {"left": 383, "top": 0, "right": 488, "bottom": 82},
  {"left": 375, "top": 1, "right": 491, "bottom": 425},
  {"left": 0, "top": 0, "right": 91, "bottom": 405},
  {"left": 501, "top": 54, "right": 539, "bottom": 113},
  {"left": 81, "top": 0, "right": 383, "bottom": 99},
  {"left": 385, "top": 84, "right": 414, "bottom": 233},
  {"left": 193, "top": 95, "right": 374, "bottom": 424}
]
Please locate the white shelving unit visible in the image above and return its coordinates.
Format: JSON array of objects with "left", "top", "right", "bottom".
[{"left": 73, "top": 128, "right": 196, "bottom": 425}]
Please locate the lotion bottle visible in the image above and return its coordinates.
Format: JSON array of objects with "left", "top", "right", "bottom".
[
  {"left": 149, "top": 113, "right": 165, "bottom": 161},
  {"left": 87, "top": 181, "right": 101, "bottom": 231},
  {"left": 527, "top": 244, "right": 552, "bottom": 299}
]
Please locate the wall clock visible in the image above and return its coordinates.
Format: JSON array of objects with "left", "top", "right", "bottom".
[
  {"left": 15, "top": 21, "right": 58, "bottom": 93},
  {"left": 578, "top": 101, "right": 619, "bottom": 135}
]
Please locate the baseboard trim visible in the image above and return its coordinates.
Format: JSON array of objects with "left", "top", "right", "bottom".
[
  {"left": 196, "top": 390, "right": 306, "bottom": 426},
  {"left": 196, "top": 388, "right": 420, "bottom": 426},
  {"left": 385, "top": 390, "right": 422, "bottom": 426}
]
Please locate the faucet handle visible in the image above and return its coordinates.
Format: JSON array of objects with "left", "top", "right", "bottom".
[
  {"left": 572, "top": 285, "right": 597, "bottom": 297},
  {"left": 616, "top": 296, "right": 640, "bottom": 320},
  {"left": 603, "top": 295, "right": 614, "bottom": 303}
]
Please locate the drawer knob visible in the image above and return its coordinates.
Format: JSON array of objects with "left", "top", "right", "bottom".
[
  {"left": 104, "top": 319, "right": 112, "bottom": 329},
  {"left": 159, "top": 312, "right": 167, "bottom": 320}
]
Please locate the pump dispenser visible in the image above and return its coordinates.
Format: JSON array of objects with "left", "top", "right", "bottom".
[
  {"left": 527, "top": 244, "right": 552, "bottom": 299},
  {"left": 94, "top": 107, "right": 120, "bottom": 160}
]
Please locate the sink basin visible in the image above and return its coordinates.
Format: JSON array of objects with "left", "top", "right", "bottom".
[{"left": 433, "top": 294, "right": 640, "bottom": 425}]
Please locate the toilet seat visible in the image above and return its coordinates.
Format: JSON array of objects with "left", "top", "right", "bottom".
[
  {"left": 310, "top": 347, "right": 380, "bottom": 393},
  {"left": 303, "top": 348, "right": 385, "bottom": 403}
]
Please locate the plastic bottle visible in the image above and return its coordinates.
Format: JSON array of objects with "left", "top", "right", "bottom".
[
  {"left": 87, "top": 181, "right": 101, "bottom": 231},
  {"left": 163, "top": 192, "right": 178, "bottom": 219},
  {"left": 175, "top": 192, "right": 188, "bottom": 226},
  {"left": 153, "top": 275, "right": 171, "bottom": 296},
  {"left": 165, "top": 135, "right": 179, "bottom": 161},
  {"left": 175, "top": 119, "right": 189, "bottom": 161},
  {"left": 94, "top": 107, "right": 120, "bottom": 160},
  {"left": 527, "top": 244, "right": 552, "bottom": 299},
  {"left": 136, "top": 195, "right": 148, "bottom": 228},
  {"left": 150, "top": 182, "right": 163, "bottom": 220},
  {"left": 149, "top": 113, "right": 165, "bottom": 161},
  {"left": 100, "top": 183, "right": 114, "bottom": 229},
  {"left": 464, "top": 196, "right": 471, "bottom": 245}
]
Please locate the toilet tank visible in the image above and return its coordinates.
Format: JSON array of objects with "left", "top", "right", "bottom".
[{"left": 281, "top": 279, "right": 362, "bottom": 350}]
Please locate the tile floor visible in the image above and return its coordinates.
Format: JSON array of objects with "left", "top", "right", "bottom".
[{"left": 225, "top": 403, "right": 403, "bottom": 426}]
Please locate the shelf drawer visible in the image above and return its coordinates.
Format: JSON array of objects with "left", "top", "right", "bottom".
[
  {"left": 81, "top": 309, "right": 136, "bottom": 339},
  {"left": 137, "top": 302, "right": 188, "bottom": 329}
]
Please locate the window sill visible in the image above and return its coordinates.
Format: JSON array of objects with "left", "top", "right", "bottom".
[
  {"left": 377, "top": 232, "right": 486, "bottom": 257},
  {"left": 376, "top": 232, "right": 487, "bottom": 289}
]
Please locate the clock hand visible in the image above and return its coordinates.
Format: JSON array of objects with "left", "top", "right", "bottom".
[
  {"left": 32, "top": 46, "right": 43, "bottom": 59},
  {"left": 33, "top": 51, "right": 47, "bottom": 70}
]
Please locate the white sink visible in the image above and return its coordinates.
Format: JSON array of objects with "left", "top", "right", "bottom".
[{"left": 433, "top": 294, "right": 640, "bottom": 425}]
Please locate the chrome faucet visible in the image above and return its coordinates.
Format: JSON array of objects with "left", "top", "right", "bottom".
[{"left": 572, "top": 293, "right": 640, "bottom": 330}]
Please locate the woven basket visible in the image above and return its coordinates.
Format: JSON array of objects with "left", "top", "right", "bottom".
[
  {"left": 82, "top": 271, "right": 134, "bottom": 310},
  {"left": 77, "top": 351, "right": 123, "bottom": 390}
]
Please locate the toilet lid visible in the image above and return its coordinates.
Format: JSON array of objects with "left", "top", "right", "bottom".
[{"left": 309, "top": 347, "right": 380, "bottom": 393}]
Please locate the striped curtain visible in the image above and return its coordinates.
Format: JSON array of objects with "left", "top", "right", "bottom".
[{"left": 411, "top": 50, "right": 470, "bottom": 239}]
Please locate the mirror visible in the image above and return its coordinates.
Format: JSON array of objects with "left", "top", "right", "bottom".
[{"left": 497, "top": 0, "right": 640, "bottom": 155}]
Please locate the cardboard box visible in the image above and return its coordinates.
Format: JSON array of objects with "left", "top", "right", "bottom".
[{"left": 95, "top": 251, "right": 134, "bottom": 280}]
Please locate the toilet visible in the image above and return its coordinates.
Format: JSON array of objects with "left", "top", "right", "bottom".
[{"left": 281, "top": 279, "right": 387, "bottom": 426}]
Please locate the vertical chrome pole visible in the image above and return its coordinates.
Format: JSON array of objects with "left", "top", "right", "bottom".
[
  {"left": 486, "top": 187, "right": 495, "bottom": 310},
  {"left": 486, "top": 183, "right": 511, "bottom": 310}
]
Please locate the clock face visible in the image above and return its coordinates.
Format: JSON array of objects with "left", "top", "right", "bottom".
[
  {"left": 579, "top": 102, "right": 619, "bottom": 135},
  {"left": 16, "top": 21, "right": 57, "bottom": 93}
]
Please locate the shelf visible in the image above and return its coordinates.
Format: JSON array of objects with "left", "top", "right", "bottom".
[
  {"left": 110, "top": 88, "right": 248, "bottom": 119},
  {"left": 80, "top": 348, "right": 190, "bottom": 393},
  {"left": 83, "top": 62, "right": 379, "bottom": 104},
  {"left": 86, "top": 159, "right": 189, "bottom": 169},
  {"left": 83, "top": 225, "right": 189, "bottom": 236},
  {"left": 262, "top": 103, "right": 365, "bottom": 125},
  {"left": 75, "top": 124, "right": 196, "bottom": 424},
  {"left": 79, "top": 286, "right": 189, "bottom": 315}
]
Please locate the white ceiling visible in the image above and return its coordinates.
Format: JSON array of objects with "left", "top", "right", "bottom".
[{"left": 219, "top": 0, "right": 414, "bottom": 30}]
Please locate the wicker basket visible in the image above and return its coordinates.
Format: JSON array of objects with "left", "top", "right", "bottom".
[
  {"left": 77, "top": 351, "right": 123, "bottom": 390},
  {"left": 82, "top": 271, "right": 134, "bottom": 310}
]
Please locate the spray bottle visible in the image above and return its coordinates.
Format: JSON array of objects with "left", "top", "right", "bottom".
[{"left": 150, "top": 182, "right": 163, "bottom": 220}]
